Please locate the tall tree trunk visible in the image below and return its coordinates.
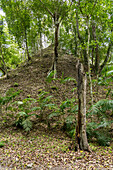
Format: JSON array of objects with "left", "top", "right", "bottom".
[
  {"left": 72, "top": 22, "right": 78, "bottom": 56},
  {"left": 87, "top": 17, "right": 93, "bottom": 106},
  {"left": 76, "top": 11, "right": 88, "bottom": 72},
  {"left": 0, "top": 43, "right": 8, "bottom": 77},
  {"left": 99, "top": 41, "right": 112, "bottom": 74},
  {"left": 91, "top": 47, "right": 94, "bottom": 66},
  {"left": 75, "top": 60, "right": 90, "bottom": 151},
  {"left": 53, "top": 21, "right": 59, "bottom": 78},
  {"left": 92, "top": 24, "right": 99, "bottom": 73},
  {"left": 95, "top": 43, "right": 99, "bottom": 73},
  {"left": 25, "top": 29, "right": 31, "bottom": 61},
  {"left": 40, "top": 32, "right": 43, "bottom": 57}
]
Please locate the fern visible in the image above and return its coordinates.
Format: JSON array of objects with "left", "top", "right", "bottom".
[
  {"left": 87, "top": 121, "right": 112, "bottom": 146},
  {"left": 60, "top": 77, "right": 76, "bottom": 84},
  {"left": 88, "top": 99, "right": 113, "bottom": 117},
  {"left": 101, "top": 64, "right": 113, "bottom": 75},
  {"left": 0, "top": 141, "right": 5, "bottom": 148},
  {"left": 86, "top": 100, "right": 113, "bottom": 146},
  {"left": 99, "top": 64, "right": 113, "bottom": 85},
  {"left": 22, "top": 119, "right": 32, "bottom": 132},
  {"left": 48, "top": 112, "right": 60, "bottom": 119},
  {"left": 46, "top": 71, "right": 56, "bottom": 83},
  {"left": 0, "top": 88, "right": 20, "bottom": 105}
]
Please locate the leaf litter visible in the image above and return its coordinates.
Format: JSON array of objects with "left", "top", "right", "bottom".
[{"left": 0, "top": 47, "right": 113, "bottom": 169}]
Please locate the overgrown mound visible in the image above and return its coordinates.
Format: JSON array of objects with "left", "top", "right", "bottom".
[{"left": 0, "top": 46, "right": 113, "bottom": 147}]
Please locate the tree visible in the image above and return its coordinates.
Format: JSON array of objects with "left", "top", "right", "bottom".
[
  {"left": 38, "top": 0, "right": 71, "bottom": 78},
  {"left": 1, "top": 0, "right": 31, "bottom": 61},
  {"left": 0, "top": 16, "right": 8, "bottom": 77}
]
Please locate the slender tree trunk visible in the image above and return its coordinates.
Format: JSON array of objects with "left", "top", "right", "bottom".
[
  {"left": 75, "top": 60, "right": 91, "bottom": 151},
  {"left": 25, "top": 29, "right": 31, "bottom": 61},
  {"left": 53, "top": 21, "right": 59, "bottom": 78},
  {"left": 87, "top": 17, "right": 93, "bottom": 106},
  {"left": 92, "top": 24, "right": 99, "bottom": 73},
  {"left": 40, "top": 32, "right": 43, "bottom": 57},
  {"left": 76, "top": 11, "right": 88, "bottom": 72},
  {"left": 92, "top": 47, "right": 94, "bottom": 66},
  {"left": 72, "top": 22, "right": 78, "bottom": 56},
  {"left": 99, "top": 41, "right": 112, "bottom": 74},
  {"left": 0, "top": 43, "right": 8, "bottom": 77},
  {"left": 95, "top": 43, "right": 99, "bottom": 73}
]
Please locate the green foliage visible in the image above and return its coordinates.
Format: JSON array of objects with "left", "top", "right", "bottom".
[
  {"left": 87, "top": 122, "right": 111, "bottom": 146},
  {"left": 36, "top": 90, "right": 56, "bottom": 123},
  {"left": 13, "top": 98, "right": 37, "bottom": 131},
  {"left": 0, "top": 88, "right": 21, "bottom": 114},
  {"left": 22, "top": 119, "right": 33, "bottom": 132},
  {"left": 0, "top": 141, "right": 5, "bottom": 148},
  {"left": 46, "top": 71, "right": 56, "bottom": 83},
  {"left": 15, "top": 111, "right": 28, "bottom": 127},
  {"left": 59, "top": 73, "right": 76, "bottom": 85},
  {"left": 63, "top": 115, "right": 76, "bottom": 138},
  {"left": 49, "top": 98, "right": 77, "bottom": 119},
  {"left": 97, "top": 134, "right": 111, "bottom": 146},
  {"left": 88, "top": 99, "right": 113, "bottom": 118},
  {"left": 86, "top": 99, "right": 113, "bottom": 146},
  {"left": 12, "top": 90, "right": 55, "bottom": 130},
  {"left": 14, "top": 82, "right": 19, "bottom": 87},
  {"left": 49, "top": 98, "right": 77, "bottom": 134},
  {"left": 98, "top": 64, "right": 113, "bottom": 86}
]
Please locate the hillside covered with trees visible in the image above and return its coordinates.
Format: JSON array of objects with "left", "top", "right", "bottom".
[{"left": 0, "top": 0, "right": 113, "bottom": 169}]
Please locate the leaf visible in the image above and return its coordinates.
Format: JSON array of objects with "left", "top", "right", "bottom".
[
  {"left": 48, "top": 112, "right": 60, "bottom": 119},
  {"left": 0, "top": 142, "right": 5, "bottom": 148},
  {"left": 46, "top": 71, "right": 56, "bottom": 83},
  {"left": 60, "top": 77, "right": 76, "bottom": 84},
  {"left": 18, "top": 112, "right": 27, "bottom": 117},
  {"left": 88, "top": 99, "right": 113, "bottom": 116},
  {"left": 31, "top": 107, "right": 41, "bottom": 111},
  {"left": 44, "top": 103, "right": 55, "bottom": 109}
]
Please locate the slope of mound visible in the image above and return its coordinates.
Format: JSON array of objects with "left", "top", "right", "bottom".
[
  {"left": 0, "top": 47, "right": 77, "bottom": 99},
  {"left": 0, "top": 48, "right": 113, "bottom": 170}
]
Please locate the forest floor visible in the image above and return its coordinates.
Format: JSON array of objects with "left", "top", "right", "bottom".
[{"left": 0, "top": 46, "right": 113, "bottom": 169}]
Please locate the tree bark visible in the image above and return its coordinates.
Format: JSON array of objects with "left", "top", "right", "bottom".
[
  {"left": 92, "top": 24, "right": 99, "bottom": 73},
  {"left": 40, "top": 32, "right": 43, "bottom": 57},
  {"left": 50, "top": 12, "right": 60, "bottom": 78},
  {"left": 99, "top": 41, "right": 112, "bottom": 74},
  {"left": 53, "top": 21, "right": 59, "bottom": 78},
  {"left": 25, "top": 29, "right": 31, "bottom": 61},
  {"left": 72, "top": 21, "right": 78, "bottom": 56},
  {"left": 76, "top": 11, "right": 88, "bottom": 72},
  {"left": 87, "top": 17, "right": 93, "bottom": 106},
  {"left": 75, "top": 60, "right": 90, "bottom": 151},
  {"left": 0, "top": 43, "right": 8, "bottom": 77}
]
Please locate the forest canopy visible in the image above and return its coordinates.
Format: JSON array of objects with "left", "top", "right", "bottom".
[{"left": 0, "top": 0, "right": 113, "bottom": 75}]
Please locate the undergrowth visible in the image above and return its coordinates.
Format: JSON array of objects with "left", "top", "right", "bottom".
[{"left": 0, "top": 73, "right": 113, "bottom": 146}]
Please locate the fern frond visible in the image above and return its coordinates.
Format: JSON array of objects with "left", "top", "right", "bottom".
[
  {"left": 43, "top": 96, "right": 53, "bottom": 103},
  {"left": 89, "top": 99, "right": 113, "bottom": 116},
  {"left": 18, "top": 112, "right": 27, "bottom": 117},
  {"left": 60, "top": 77, "right": 76, "bottom": 84},
  {"left": 22, "top": 119, "right": 32, "bottom": 132},
  {"left": 48, "top": 112, "right": 60, "bottom": 119},
  {"left": 31, "top": 107, "right": 41, "bottom": 111}
]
